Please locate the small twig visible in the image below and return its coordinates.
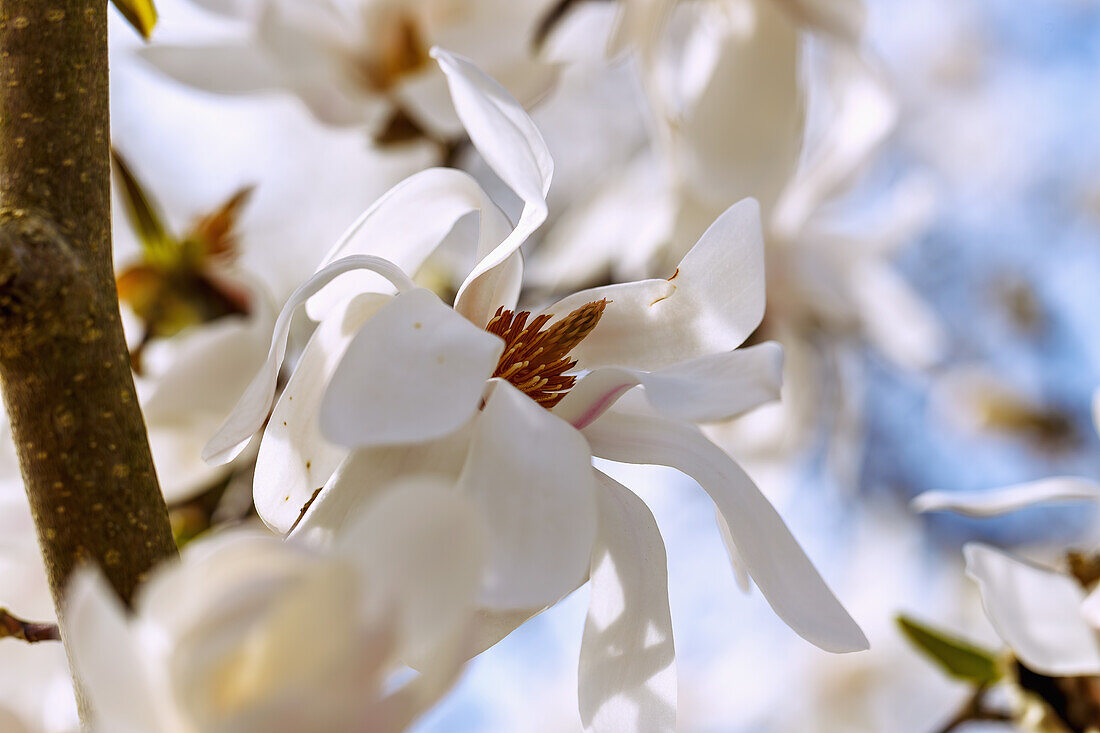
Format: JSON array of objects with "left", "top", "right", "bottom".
[
  {"left": 933, "top": 686, "right": 1012, "bottom": 733},
  {"left": 0, "top": 608, "right": 60, "bottom": 643}
]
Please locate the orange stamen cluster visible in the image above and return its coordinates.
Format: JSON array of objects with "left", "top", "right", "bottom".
[{"left": 486, "top": 299, "right": 608, "bottom": 409}]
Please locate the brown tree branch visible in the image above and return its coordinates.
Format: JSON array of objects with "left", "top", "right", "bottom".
[
  {"left": 0, "top": 608, "right": 60, "bottom": 643},
  {"left": 0, "top": 1, "right": 176, "bottom": 615}
]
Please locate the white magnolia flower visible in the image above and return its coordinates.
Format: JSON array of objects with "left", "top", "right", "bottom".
[
  {"left": 204, "top": 48, "right": 867, "bottom": 730},
  {"left": 529, "top": 0, "right": 943, "bottom": 475},
  {"left": 64, "top": 477, "right": 486, "bottom": 733},
  {"left": 140, "top": 0, "right": 557, "bottom": 140},
  {"left": 912, "top": 390, "right": 1100, "bottom": 677}
]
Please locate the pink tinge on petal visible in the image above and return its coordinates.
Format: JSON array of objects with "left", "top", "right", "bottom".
[{"left": 568, "top": 383, "right": 636, "bottom": 430}]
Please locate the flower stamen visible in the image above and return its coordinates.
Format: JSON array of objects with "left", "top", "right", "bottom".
[{"left": 486, "top": 299, "right": 608, "bottom": 408}]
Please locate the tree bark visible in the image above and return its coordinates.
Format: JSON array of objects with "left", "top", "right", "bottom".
[{"left": 0, "top": 0, "right": 176, "bottom": 621}]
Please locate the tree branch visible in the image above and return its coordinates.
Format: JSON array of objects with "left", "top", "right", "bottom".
[
  {"left": 0, "top": 1, "right": 176, "bottom": 612},
  {"left": 0, "top": 608, "right": 60, "bottom": 643}
]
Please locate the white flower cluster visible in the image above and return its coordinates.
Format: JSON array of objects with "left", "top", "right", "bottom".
[{"left": 14, "top": 0, "right": 1088, "bottom": 731}]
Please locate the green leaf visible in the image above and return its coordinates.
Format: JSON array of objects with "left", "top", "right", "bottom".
[
  {"left": 897, "top": 614, "right": 1003, "bottom": 685},
  {"left": 111, "top": 0, "right": 157, "bottom": 41},
  {"left": 111, "top": 149, "right": 173, "bottom": 260}
]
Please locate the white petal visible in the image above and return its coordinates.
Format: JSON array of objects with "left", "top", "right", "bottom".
[
  {"left": 147, "top": 414, "right": 236, "bottom": 505},
  {"left": 136, "top": 44, "right": 281, "bottom": 95},
  {"left": 579, "top": 472, "right": 676, "bottom": 733},
  {"left": 64, "top": 569, "right": 164, "bottom": 733},
  {"left": 336, "top": 477, "right": 486, "bottom": 667},
  {"left": 304, "top": 168, "right": 512, "bottom": 323},
  {"left": 431, "top": 48, "right": 551, "bottom": 210},
  {"left": 431, "top": 48, "right": 553, "bottom": 315},
  {"left": 773, "top": 46, "right": 895, "bottom": 238},
  {"left": 541, "top": 199, "right": 766, "bottom": 371},
  {"left": 667, "top": 3, "right": 802, "bottom": 219},
  {"left": 715, "top": 509, "right": 752, "bottom": 593},
  {"left": 202, "top": 255, "right": 416, "bottom": 466},
  {"left": 465, "top": 607, "right": 545, "bottom": 658},
  {"left": 526, "top": 153, "right": 672, "bottom": 292},
  {"left": 911, "top": 478, "right": 1100, "bottom": 518},
  {"left": 254, "top": 293, "right": 389, "bottom": 533},
  {"left": 459, "top": 381, "right": 597, "bottom": 609},
  {"left": 290, "top": 425, "right": 475, "bottom": 546},
  {"left": 583, "top": 409, "right": 868, "bottom": 653},
  {"left": 554, "top": 342, "right": 784, "bottom": 429},
  {"left": 140, "top": 285, "right": 275, "bottom": 421},
  {"left": 319, "top": 289, "right": 502, "bottom": 449},
  {"left": 965, "top": 543, "right": 1100, "bottom": 676},
  {"left": 453, "top": 249, "right": 525, "bottom": 329}
]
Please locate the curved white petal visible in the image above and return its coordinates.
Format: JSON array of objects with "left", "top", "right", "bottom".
[
  {"left": 141, "top": 285, "right": 275, "bottom": 421},
  {"left": 335, "top": 478, "right": 486, "bottom": 668},
  {"left": 965, "top": 543, "right": 1100, "bottom": 676},
  {"left": 465, "top": 607, "right": 545, "bottom": 659},
  {"left": 527, "top": 153, "right": 672, "bottom": 292},
  {"left": 542, "top": 199, "right": 766, "bottom": 371},
  {"left": 431, "top": 48, "right": 553, "bottom": 312},
  {"left": 458, "top": 381, "right": 597, "bottom": 609},
  {"left": 579, "top": 471, "right": 676, "bottom": 733},
  {"left": 319, "top": 289, "right": 502, "bottom": 449},
  {"left": 911, "top": 478, "right": 1100, "bottom": 518},
  {"left": 304, "top": 168, "right": 512, "bottom": 323},
  {"left": 554, "top": 342, "right": 784, "bottom": 429},
  {"left": 202, "top": 256, "right": 416, "bottom": 466},
  {"left": 773, "top": 45, "right": 895, "bottom": 238},
  {"left": 148, "top": 415, "right": 236, "bottom": 505},
  {"left": 65, "top": 569, "right": 166, "bottom": 733},
  {"left": 136, "top": 531, "right": 386, "bottom": 733},
  {"left": 715, "top": 509, "right": 752, "bottom": 593},
  {"left": 254, "top": 293, "right": 389, "bottom": 533},
  {"left": 583, "top": 409, "right": 868, "bottom": 653},
  {"left": 454, "top": 249, "right": 525, "bottom": 329},
  {"left": 289, "top": 425, "right": 474, "bottom": 546},
  {"left": 431, "top": 48, "right": 551, "bottom": 210},
  {"left": 668, "top": 2, "right": 802, "bottom": 220}
]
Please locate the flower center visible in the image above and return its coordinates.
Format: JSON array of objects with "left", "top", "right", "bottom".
[
  {"left": 353, "top": 11, "right": 431, "bottom": 93},
  {"left": 485, "top": 300, "right": 608, "bottom": 409}
]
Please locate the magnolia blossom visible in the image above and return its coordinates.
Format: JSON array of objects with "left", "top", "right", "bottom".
[
  {"left": 912, "top": 391, "right": 1100, "bottom": 678},
  {"left": 528, "top": 0, "right": 943, "bottom": 477},
  {"left": 139, "top": 0, "right": 557, "bottom": 141},
  {"left": 203, "top": 48, "right": 866, "bottom": 730},
  {"left": 64, "top": 477, "right": 486, "bottom": 733}
]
